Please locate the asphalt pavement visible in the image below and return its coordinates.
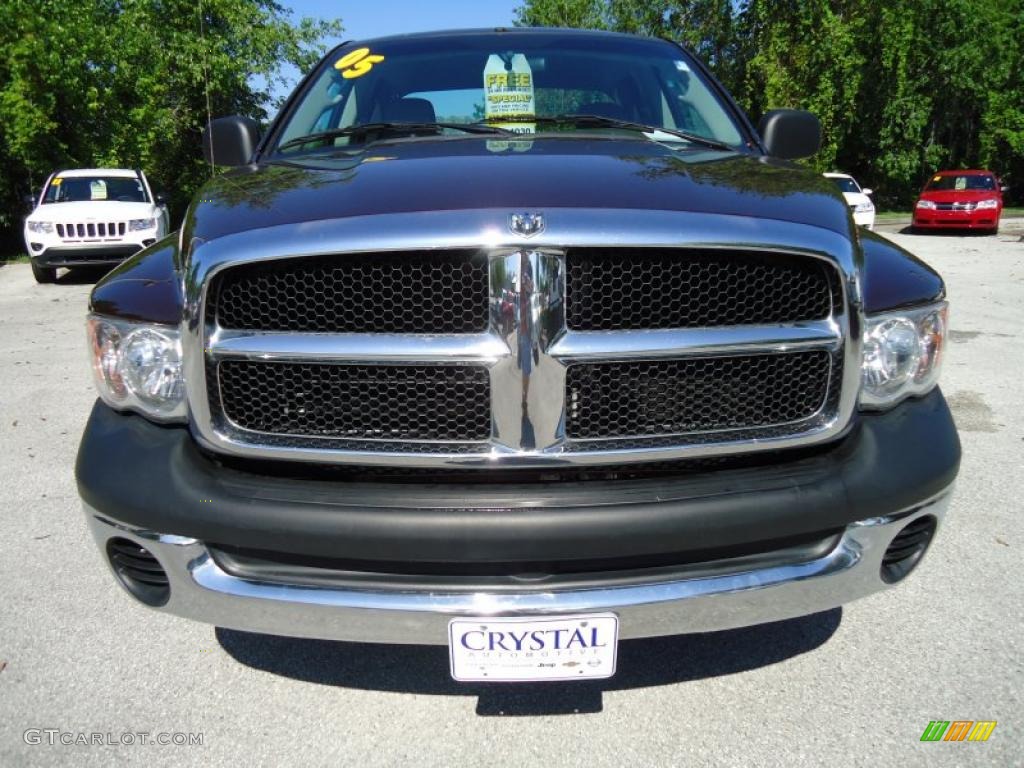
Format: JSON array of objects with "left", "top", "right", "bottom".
[{"left": 0, "top": 226, "right": 1021, "bottom": 766}]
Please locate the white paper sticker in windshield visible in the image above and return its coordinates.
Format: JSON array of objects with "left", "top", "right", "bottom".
[
  {"left": 484, "top": 54, "right": 535, "bottom": 134},
  {"left": 674, "top": 60, "right": 691, "bottom": 72},
  {"left": 486, "top": 139, "right": 534, "bottom": 154},
  {"left": 90, "top": 180, "right": 108, "bottom": 200}
]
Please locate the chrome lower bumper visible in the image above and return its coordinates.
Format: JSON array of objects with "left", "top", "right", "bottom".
[{"left": 84, "top": 491, "right": 951, "bottom": 644}]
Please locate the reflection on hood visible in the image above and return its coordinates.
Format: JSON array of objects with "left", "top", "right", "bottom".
[{"left": 189, "top": 136, "right": 851, "bottom": 242}]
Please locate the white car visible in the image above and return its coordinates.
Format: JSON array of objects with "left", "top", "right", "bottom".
[
  {"left": 23, "top": 168, "right": 169, "bottom": 283},
  {"left": 824, "top": 172, "right": 875, "bottom": 230}
]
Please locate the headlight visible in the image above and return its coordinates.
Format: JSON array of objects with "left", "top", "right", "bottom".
[
  {"left": 976, "top": 199, "right": 999, "bottom": 210},
  {"left": 915, "top": 200, "right": 937, "bottom": 210},
  {"left": 860, "top": 303, "right": 948, "bottom": 409},
  {"left": 87, "top": 315, "right": 186, "bottom": 421},
  {"left": 854, "top": 201, "right": 874, "bottom": 213},
  {"left": 128, "top": 218, "right": 157, "bottom": 231},
  {"left": 27, "top": 221, "right": 54, "bottom": 234}
]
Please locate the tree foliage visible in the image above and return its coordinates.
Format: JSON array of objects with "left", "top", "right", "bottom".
[
  {"left": 517, "top": 0, "right": 1024, "bottom": 209},
  {"left": 0, "top": 0, "right": 341, "bottom": 246}
]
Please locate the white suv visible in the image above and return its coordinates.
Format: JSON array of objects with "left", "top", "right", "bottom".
[
  {"left": 23, "top": 168, "right": 169, "bottom": 283},
  {"left": 824, "top": 172, "right": 875, "bottom": 230}
]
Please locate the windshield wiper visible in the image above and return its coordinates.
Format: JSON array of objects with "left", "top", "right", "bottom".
[
  {"left": 277, "top": 122, "right": 515, "bottom": 153},
  {"left": 479, "top": 114, "right": 734, "bottom": 151}
]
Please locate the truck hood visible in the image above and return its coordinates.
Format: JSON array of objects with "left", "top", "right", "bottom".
[
  {"left": 918, "top": 189, "right": 1001, "bottom": 204},
  {"left": 28, "top": 200, "right": 157, "bottom": 222},
  {"left": 187, "top": 136, "right": 853, "bottom": 243},
  {"left": 840, "top": 191, "right": 873, "bottom": 208}
]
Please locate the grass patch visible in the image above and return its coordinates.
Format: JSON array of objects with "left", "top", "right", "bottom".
[{"left": 1, "top": 252, "right": 30, "bottom": 264}]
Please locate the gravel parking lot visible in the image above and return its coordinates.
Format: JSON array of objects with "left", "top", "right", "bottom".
[{"left": 0, "top": 227, "right": 1021, "bottom": 767}]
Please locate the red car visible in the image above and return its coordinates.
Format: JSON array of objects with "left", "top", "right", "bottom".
[{"left": 913, "top": 169, "right": 1004, "bottom": 233}]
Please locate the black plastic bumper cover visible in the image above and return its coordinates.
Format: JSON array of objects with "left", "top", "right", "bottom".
[
  {"left": 76, "top": 390, "right": 960, "bottom": 567},
  {"left": 35, "top": 244, "right": 140, "bottom": 267}
]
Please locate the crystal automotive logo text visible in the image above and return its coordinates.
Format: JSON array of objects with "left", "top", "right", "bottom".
[
  {"left": 920, "top": 721, "right": 997, "bottom": 742},
  {"left": 457, "top": 625, "right": 609, "bottom": 652}
]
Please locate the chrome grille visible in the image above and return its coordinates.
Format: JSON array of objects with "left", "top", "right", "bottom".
[
  {"left": 565, "top": 248, "right": 835, "bottom": 330},
  {"left": 566, "top": 351, "right": 832, "bottom": 439},
  {"left": 188, "top": 212, "right": 856, "bottom": 468}
]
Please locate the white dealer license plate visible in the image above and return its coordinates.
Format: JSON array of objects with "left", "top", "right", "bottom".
[{"left": 448, "top": 614, "right": 619, "bottom": 682}]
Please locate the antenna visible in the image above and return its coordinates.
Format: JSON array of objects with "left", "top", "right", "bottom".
[{"left": 199, "top": 0, "right": 215, "bottom": 174}]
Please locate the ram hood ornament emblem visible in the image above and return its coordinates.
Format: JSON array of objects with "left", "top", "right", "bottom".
[{"left": 508, "top": 212, "right": 545, "bottom": 237}]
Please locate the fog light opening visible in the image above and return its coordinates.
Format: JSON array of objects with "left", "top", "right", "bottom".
[
  {"left": 106, "top": 537, "right": 170, "bottom": 606},
  {"left": 881, "top": 515, "right": 937, "bottom": 584}
]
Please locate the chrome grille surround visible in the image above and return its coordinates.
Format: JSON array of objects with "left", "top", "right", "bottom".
[{"left": 182, "top": 208, "right": 862, "bottom": 468}]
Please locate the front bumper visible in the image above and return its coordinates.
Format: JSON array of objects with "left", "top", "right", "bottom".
[
  {"left": 852, "top": 210, "right": 875, "bottom": 229},
  {"left": 77, "top": 390, "right": 960, "bottom": 644},
  {"left": 84, "top": 491, "right": 951, "bottom": 644},
  {"left": 913, "top": 210, "right": 1000, "bottom": 230},
  {"left": 29, "top": 243, "right": 145, "bottom": 268}
]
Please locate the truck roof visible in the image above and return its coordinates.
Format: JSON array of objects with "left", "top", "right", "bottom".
[{"left": 352, "top": 26, "right": 665, "bottom": 47}]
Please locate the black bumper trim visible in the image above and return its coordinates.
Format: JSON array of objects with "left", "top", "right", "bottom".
[
  {"left": 35, "top": 244, "right": 140, "bottom": 267},
  {"left": 76, "top": 390, "right": 960, "bottom": 567}
]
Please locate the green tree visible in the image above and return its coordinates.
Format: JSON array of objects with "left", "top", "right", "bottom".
[
  {"left": 0, "top": 0, "right": 341, "bottom": 248},
  {"left": 517, "top": 0, "right": 1024, "bottom": 207}
]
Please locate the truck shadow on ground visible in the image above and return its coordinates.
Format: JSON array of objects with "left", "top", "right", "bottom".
[
  {"left": 55, "top": 266, "right": 111, "bottom": 284},
  {"left": 216, "top": 608, "right": 841, "bottom": 716},
  {"left": 896, "top": 226, "right": 999, "bottom": 237}
]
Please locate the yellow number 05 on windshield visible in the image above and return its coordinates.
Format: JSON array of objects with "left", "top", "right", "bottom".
[{"left": 335, "top": 48, "right": 385, "bottom": 79}]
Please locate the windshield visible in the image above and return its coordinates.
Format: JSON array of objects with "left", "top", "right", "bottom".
[
  {"left": 828, "top": 176, "right": 860, "bottom": 194},
  {"left": 271, "top": 32, "right": 746, "bottom": 155},
  {"left": 925, "top": 174, "right": 996, "bottom": 192},
  {"left": 43, "top": 175, "right": 149, "bottom": 204}
]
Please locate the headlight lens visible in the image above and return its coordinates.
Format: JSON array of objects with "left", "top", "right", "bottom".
[
  {"left": 915, "top": 199, "right": 937, "bottom": 210},
  {"left": 86, "top": 316, "right": 186, "bottom": 421},
  {"left": 27, "top": 221, "right": 54, "bottom": 234},
  {"left": 861, "top": 303, "right": 948, "bottom": 409},
  {"left": 854, "top": 201, "right": 874, "bottom": 213},
  {"left": 128, "top": 218, "right": 157, "bottom": 231},
  {"left": 976, "top": 199, "right": 999, "bottom": 210}
]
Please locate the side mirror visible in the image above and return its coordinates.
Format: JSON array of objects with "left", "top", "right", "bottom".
[
  {"left": 758, "top": 109, "right": 821, "bottom": 160},
  {"left": 1001, "top": 185, "right": 1010, "bottom": 194},
  {"left": 154, "top": 192, "right": 167, "bottom": 205},
  {"left": 861, "top": 188, "right": 873, "bottom": 196},
  {"left": 202, "top": 116, "right": 261, "bottom": 167}
]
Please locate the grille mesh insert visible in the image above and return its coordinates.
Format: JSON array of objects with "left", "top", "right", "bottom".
[
  {"left": 210, "top": 251, "right": 488, "bottom": 333},
  {"left": 566, "top": 248, "right": 835, "bottom": 330},
  {"left": 217, "top": 362, "right": 491, "bottom": 442},
  {"left": 566, "top": 351, "right": 831, "bottom": 439}
]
